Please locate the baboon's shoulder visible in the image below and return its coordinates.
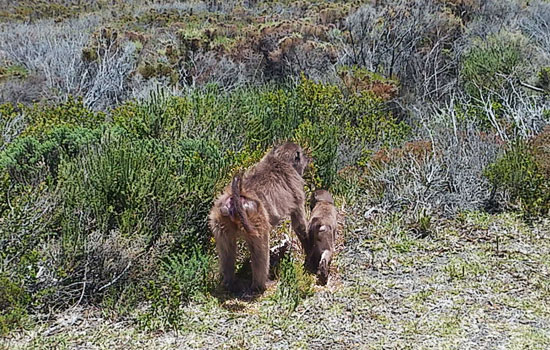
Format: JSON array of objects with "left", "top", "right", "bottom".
[
  {"left": 311, "top": 201, "right": 337, "bottom": 222},
  {"left": 244, "top": 155, "right": 301, "bottom": 187}
]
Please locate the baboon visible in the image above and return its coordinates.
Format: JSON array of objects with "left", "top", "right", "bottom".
[
  {"left": 209, "top": 142, "right": 309, "bottom": 293},
  {"left": 305, "top": 189, "right": 337, "bottom": 285}
]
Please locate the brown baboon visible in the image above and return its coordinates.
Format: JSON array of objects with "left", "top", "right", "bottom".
[
  {"left": 305, "top": 190, "right": 337, "bottom": 285},
  {"left": 209, "top": 142, "right": 309, "bottom": 293}
]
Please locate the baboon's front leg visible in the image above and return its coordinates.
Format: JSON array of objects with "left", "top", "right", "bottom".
[
  {"left": 215, "top": 231, "right": 238, "bottom": 291},
  {"left": 291, "top": 206, "right": 309, "bottom": 253},
  {"left": 247, "top": 232, "right": 269, "bottom": 292}
]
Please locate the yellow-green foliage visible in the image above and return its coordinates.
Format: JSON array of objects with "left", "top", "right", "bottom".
[
  {"left": 271, "top": 256, "right": 315, "bottom": 312},
  {"left": 461, "top": 32, "right": 525, "bottom": 99},
  {"left": 22, "top": 97, "right": 105, "bottom": 136},
  {"left": 112, "top": 90, "right": 192, "bottom": 140},
  {"left": 112, "top": 79, "right": 407, "bottom": 187},
  {"left": 0, "top": 275, "right": 30, "bottom": 336},
  {"left": 138, "top": 247, "right": 215, "bottom": 331},
  {"left": 58, "top": 136, "right": 229, "bottom": 249},
  {"left": 485, "top": 139, "right": 550, "bottom": 216},
  {"left": 0, "top": 65, "right": 28, "bottom": 81},
  {"left": 0, "top": 0, "right": 109, "bottom": 22},
  {"left": 0, "top": 126, "right": 101, "bottom": 186},
  {"left": 294, "top": 118, "right": 338, "bottom": 188},
  {"left": 295, "top": 77, "right": 408, "bottom": 186}
]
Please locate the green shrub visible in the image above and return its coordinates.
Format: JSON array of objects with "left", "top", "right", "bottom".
[
  {"left": 0, "top": 78, "right": 410, "bottom": 329},
  {"left": 113, "top": 85, "right": 249, "bottom": 147},
  {"left": 113, "top": 79, "right": 407, "bottom": 188},
  {"left": 537, "top": 67, "right": 550, "bottom": 93},
  {"left": 244, "top": 87, "right": 304, "bottom": 150},
  {"left": 271, "top": 256, "right": 314, "bottom": 312},
  {"left": 173, "top": 138, "right": 233, "bottom": 248},
  {"left": 47, "top": 134, "right": 228, "bottom": 305},
  {"left": 23, "top": 97, "right": 105, "bottom": 136},
  {"left": 0, "top": 184, "right": 62, "bottom": 314},
  {"left": 60, "top": 137, "right": 180, "bottom": 237},
  {"left": 0, "top": 184, "right": 54, "bottom": 264},
  {"left": 0, "top": 275, "right": 30, "bottom": 336},
  {"left": 112, "top": 89, "right": 191, "bottom": 140},
  {"left": 0, "top": 137, "right": 45, "bottom": 186},
  {"left": 461, "top": 32, "right": 524, "bottom": 100},
  {"left": 138, "top": 247, "right": 215, "bottom": 331},
  {"left": 0, "top": 126, "right": 101, "bottom": 187},
  {"left": 0, "top": 127, "right": 101, "bottom": 309},
  {"left": 60, "top": 136, "right": 226, "bottom": 238},
  {"left": 161, "top": 247, "right": 215, "bottom": 301},
  {"left": 294, "top": 119, "right": 339, "bottom": 188},
  {"left": 253, "top": 77, "right": 407, "bottom": 187},
  {"left": 485, "top": 140, "right": 550, "bottom": 216}
]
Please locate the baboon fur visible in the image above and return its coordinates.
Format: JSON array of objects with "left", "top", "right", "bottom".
[
  {"left": 209, "top": 142, "right": 309, "bottom": 292},
  {"left": 305, "top": 189, "right": 337, "bottom": 285}
]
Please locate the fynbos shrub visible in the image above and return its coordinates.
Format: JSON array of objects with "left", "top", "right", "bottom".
[
  {"left": 485, "top": 139, "right": 550, "bottom": 216},
  {"left": 0, "top": 126, "right": 100, "bottom": 186},
  {"left": 23, "top": 97, "right": 105, "bottom": 136},
  {"left": 461, "top": 32, "right": 524, "bottom": 100},
  {"left": 138, "top": 246, "right": 215, "bottom": 331},
  {"left": 271, "top": 256, "right": 315, "bottom": 312},
  {"left": 0, "top": 275, "right": 30, "bottom": 336}
]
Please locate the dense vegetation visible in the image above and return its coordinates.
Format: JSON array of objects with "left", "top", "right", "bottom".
[{"left": 0, "top": 0, "right": 549, "bottom": 346}]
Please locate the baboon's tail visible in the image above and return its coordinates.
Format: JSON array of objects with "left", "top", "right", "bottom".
[{"left": 231, "top": 174, "right": 255, "bottom": 234}]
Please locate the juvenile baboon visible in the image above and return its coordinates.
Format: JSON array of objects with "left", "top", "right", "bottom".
[
  {"left": 209, "top": 142, "right": 309, "bottom": 292},
  {"left": 305, "top": 189, "right": 337, "bottom": 285}
]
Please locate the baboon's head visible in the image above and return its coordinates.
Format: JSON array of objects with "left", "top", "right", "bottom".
[
  {"left": 310, "top": 189, "right": 334, "bottom": 211},
  {"left": 272, "top": 142, "right": 309, "bottom": 176}
]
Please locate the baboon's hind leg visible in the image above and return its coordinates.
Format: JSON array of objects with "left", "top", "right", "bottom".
[
  {"left": 246, "top": 232, "right": 269, "bottom": 292},
  {"left": 216, "top": 230, "right": 238, "bottom": 291}
]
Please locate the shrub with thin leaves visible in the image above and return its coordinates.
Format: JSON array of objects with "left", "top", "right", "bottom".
[
  {"left": 138, "top": 246, "right": 215, "bottom": 331},
  {"left": 0, "top": 125, "right": 101, "bottom": 187},
  {"left": 53, "top": 135, "right": 229, "bottom": 301},
  {"left": 270, "top": 256, "right": 314, "bottom": 312},
  {"left": 461, "top": 32, "right": 525, "bottom": 100},
  {"left": 114, "top": 78, "right": 408, "bottom": 188},
  {"left": 485, "top": 139, "right": 550, "bottom": 216},
  {"left": 0, "top": 274, "right": 30, "bottom": 336}
]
